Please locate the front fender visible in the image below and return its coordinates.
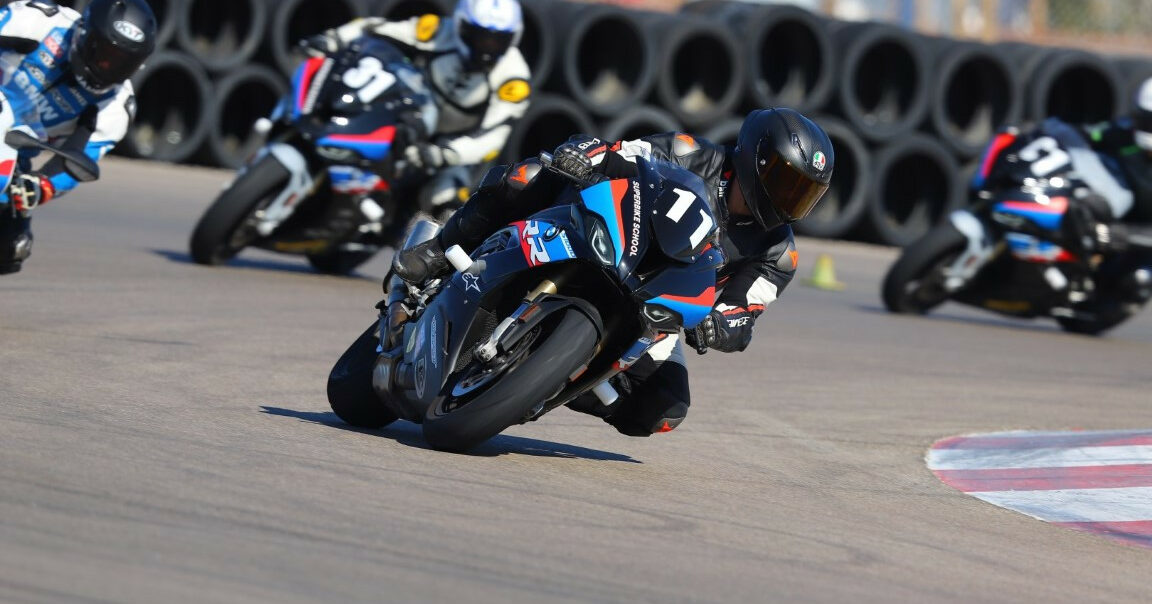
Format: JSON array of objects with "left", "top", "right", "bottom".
[
  {"left": 249, "top": 143, "right": 319, "bottom": 236},
  {"left": 944, "top": 210, "right": 996, "bottom": 292}
]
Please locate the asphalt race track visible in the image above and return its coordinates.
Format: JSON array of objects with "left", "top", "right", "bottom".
[{"left": 3, "top": 158, "right": 1152, "bottom": 603}]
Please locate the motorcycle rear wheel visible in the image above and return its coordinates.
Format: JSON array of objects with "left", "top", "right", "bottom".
[
  {"left": 190, "top": 154, "right": 290, "bottom": 265},
  {"left": 422, "top": 307, "right": 599, "bottom": 453},
  {"left": 882, "top": 222, "right": 968, "bottom": 314},
  {"left": 328, "top": 321, "right": 399, "bottom": 429}
]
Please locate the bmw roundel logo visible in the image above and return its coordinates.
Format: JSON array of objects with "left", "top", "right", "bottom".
[{"left": 113, "top": 20, "right": 146, "bottom": 43}]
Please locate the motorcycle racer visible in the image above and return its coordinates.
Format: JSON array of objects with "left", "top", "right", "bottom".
[
  {"left": 303, "top": 0, "right": 531, "bottom": 221},
  {"left": 393, "top": 108, "right": 835, "bottom": 436},
  {"left": 0, "top": 0, "right": 155, "bottom": 274},
  {"left": 1023, "top": 79, "right": 1152, "bottom": 307}
]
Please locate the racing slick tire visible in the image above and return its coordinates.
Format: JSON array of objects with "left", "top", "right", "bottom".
[
  {"left": 328, "top": 321, "right": 399, "bottom": 429},
  {"left": 422, "top": 307, "right": 599, "bottom": 453},
  {"left": 189, "top": 154, "right": 290, "bottom": 265},
  {"left": 882, "top": 221, "right": 968, "bottom": 315}
]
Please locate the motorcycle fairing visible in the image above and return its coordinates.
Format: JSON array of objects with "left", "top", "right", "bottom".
[
  {"left": 317, "top": 125, "right": 397, "bottom": 162},
  {"left": 642, "top": 159, "right": 717, "bottom": 262},
  {"left": 292, "top": 57, "right": 330, "bottom": 119},
  {"left": 993, "top": 197, "right": 1068, "bottom": 231},
  {"left": 512, "top": 219, "right": 577, "bottom": 267},
  {"left": 987, "top": 197, "right": 1078, "bottom": 263},
  {"left": 579, "top": 178, "right": 631, "bottom": 267},
  {"left": 327, "top": 165, "right": 390, "bottom": 194},
  {"left": 971, "top": 131, "right": 1018, "bottom": 190},
  {"left": 634, "top": 244, "right": 722, "bottom": 329},
  {"left": 1005, "top": 233, "right": 1076, "bottom": 263}
]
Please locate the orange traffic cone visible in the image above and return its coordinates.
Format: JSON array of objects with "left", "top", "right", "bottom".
[{"left": 804, "top": 253, "right": 845, "bottom": 291}]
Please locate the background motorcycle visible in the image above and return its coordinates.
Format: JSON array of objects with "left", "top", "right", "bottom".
[
  {"left": 883, "top": 126, "right": 1152, "bottom": 335},
  {"left": 327, "top": 155, "right": 723, "bottom": 452},
  {"left": 189, "top": 38, "right": 437, "bottom": 275}
]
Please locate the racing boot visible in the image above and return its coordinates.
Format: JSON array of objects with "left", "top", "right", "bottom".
[
  {"left": 392, "top": 236, "right": 452, "bottom": 284},
  {"left": 392, "top": 163, "right": 531, "bottom": 284},
  {"left": 0, "top": 212, "right": 32, "bottom": 275}
]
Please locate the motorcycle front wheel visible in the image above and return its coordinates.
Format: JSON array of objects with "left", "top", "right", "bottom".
[
  {"left": 189, "top": 153, "right": 291, "bottom": 265},
  {"left": 882, "top": 221, "right": 968, "bottom": 314},
  {"left": 422, "top": 307, "right": 600, "bottom": 453},
  {"left": 328, "top": 321, "right": 399, "bottom": 429}
]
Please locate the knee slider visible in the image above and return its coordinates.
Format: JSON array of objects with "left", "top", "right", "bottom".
[{"left": 611, "top": 400, "right": 688, "bottom": 437}]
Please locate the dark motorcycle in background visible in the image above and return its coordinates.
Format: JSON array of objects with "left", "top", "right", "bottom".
[
  {"left": 327, "top": 154, "right": 723, "bottom": 452},
  {"left": 189, "top": 38, "right": 438, "bottom": 275},
  {"left": 883, "top": 125, "right": 1152, "bottom": 335}
]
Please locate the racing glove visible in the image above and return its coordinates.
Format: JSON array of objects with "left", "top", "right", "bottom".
[
  {"left": 9, "top": 173, "right": 54, "bottom": 213},
  {"left": 404, "top": 142, "right": 447, "bottom": 175},
  {"left": 551, "top": 142, "right": 595, "bottom": 183},
  {"left": 684, "top": 307, "right": 755, "bottom": 355}
]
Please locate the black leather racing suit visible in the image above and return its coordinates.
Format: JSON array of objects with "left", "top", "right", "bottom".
[{"left": 442, "top": 131, "right": 799, "bottom": 436}]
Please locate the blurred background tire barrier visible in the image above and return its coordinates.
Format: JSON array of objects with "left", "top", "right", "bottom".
[
  {"left": 110, "top": 0, "right": 1152, "bottom": 247},
  {"left": 122, "top": 50, "right": 214, "bottom": 164}
]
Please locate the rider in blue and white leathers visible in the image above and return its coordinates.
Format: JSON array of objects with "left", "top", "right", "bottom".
[{"left": 0, "top": 0, "right": 155, "bottom": 274}]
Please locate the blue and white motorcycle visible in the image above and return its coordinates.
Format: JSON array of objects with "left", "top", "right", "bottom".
[{"left": 328, "top": 154, "right": 723, "bottom": 452}]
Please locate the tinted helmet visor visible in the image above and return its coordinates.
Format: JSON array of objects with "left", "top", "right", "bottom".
[
  {"left": 458, "top": 20, "right": 514, "bottom": 67},
  {"left": 756, "top": 138, "right": 829, "bottom": 223},
  {"left": 75, "top": 30, "right": 146, "bottom": 88}
]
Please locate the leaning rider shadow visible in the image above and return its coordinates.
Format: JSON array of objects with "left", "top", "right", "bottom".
[
  {"left": 151, "top": 249, "right": 378, "bottom": 279},
  {"left": 259, "top": 406, "right": 641, "bottom": 462}
]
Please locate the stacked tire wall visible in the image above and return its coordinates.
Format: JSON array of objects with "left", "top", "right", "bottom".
[{"left": 115, "top": 0, "right": 1151, "bottom": 246}]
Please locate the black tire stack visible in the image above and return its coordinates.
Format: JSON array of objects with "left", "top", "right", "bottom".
[{"left": 114, "top": 0, "right": 1149, "bottom": 247}]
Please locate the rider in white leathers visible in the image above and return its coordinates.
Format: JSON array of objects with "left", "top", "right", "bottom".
[{"left": 305, "top": 0, "right": 531, "bottom": 220}]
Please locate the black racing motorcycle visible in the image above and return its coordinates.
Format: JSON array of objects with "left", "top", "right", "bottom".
[
  {"left": 883, "top": 125, "right": 1152, "bottom": 335},
  {"left": 189, "top": 38, "right": 437, "bottom": 274},
  {"left": 328, "top": 155, "right": 724, "bottom": 452}
]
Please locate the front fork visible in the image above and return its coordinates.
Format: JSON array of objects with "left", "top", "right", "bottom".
[
  {"left": 942, "top": 210, "right": 997, "bottom": 293},
  {"left": 247, "top": 143, "right": 321, "bottom": 237}
]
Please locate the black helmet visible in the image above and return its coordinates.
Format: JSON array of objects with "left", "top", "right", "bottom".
[
  {"left": 1133, "top": 78, "right": 1152, "bottom": 152},
  {"left": 71, "top": 0, "right": 157, "bottom": 91},
  {"left": 733, "top": 108, "right": 834, "bottom": 231}
]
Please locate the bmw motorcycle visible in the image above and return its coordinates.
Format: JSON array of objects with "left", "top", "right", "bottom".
[
  {"left": 327, "top": 155, "right": 724, "bottom": 452},
  {"left": 883, "top": 126, "right": 1152, "bottom": 335},
  {"left": 189, "top": 38, "right": 438, "bottom": 274}
]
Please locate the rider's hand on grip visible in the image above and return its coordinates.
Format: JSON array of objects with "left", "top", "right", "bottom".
[
  {"left": 404, "top": 143, "right": 445, "bottom": 175},
  {"left": 685, "top": 308, "right": 754, "bottom": 354},
  {"left": 684, "top": 313, "right": 717, "bottom": 355},
  {"left": 9, "top": 173, "right": 52, "bottom": 213},
  {"left": 551, "top": 143, "right": 595, "bottom": 183}
]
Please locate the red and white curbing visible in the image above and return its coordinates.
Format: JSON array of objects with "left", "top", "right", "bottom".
[{"left": 927, "top": 430, "right": 1152, "bottom": 549}]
